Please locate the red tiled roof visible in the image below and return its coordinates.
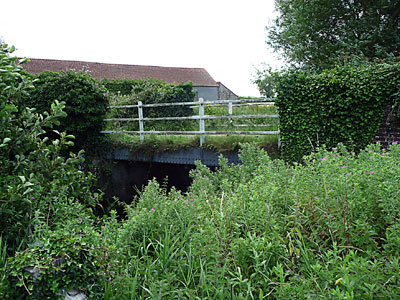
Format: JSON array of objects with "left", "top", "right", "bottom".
[{"left": 21, "top": 58, "right": 219, "bottom": 87}]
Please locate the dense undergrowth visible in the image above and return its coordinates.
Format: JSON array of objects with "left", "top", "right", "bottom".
[{"left": 96, "top": 142, "right": 400, "bottom": 299}]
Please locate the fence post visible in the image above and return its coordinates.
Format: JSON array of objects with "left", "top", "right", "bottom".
[
  {"left": 199, "top": 98, "right": 205, "bottom": 146},
  {"left": 138, "top": 101, "right": 144, "bottom": 142},
  {"left": 228, "top": 100, "right": 233, "bottom": 126}
]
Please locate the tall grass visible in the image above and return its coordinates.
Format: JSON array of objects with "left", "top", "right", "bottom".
[{"left": 97, "top": 142, "right": 400, "bottom": 299}]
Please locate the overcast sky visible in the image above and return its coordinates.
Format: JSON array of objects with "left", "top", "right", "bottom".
[{"left": 1, "top": 0, "right": 283, "bottom": 97}]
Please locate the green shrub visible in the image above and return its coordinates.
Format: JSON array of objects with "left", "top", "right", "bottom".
[
  {"left": 0, "top": 45, "right": 105, "bottom": 299},
  {"left": 275, "top": 63, "right": 400, "bottom": 162},
  {"left": 4, "top": 226, "right": 103, "bottom": 300},
  {"left": 102, "top": 78, "right": 137, "bottom": 96},
  {"left": 20, "top": 70, "right": 109, "bottom": 152}
]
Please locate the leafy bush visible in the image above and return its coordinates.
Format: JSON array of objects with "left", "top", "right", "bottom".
[
  {"left": 4, "top": 226, "right": 103, "bottom": 300},
  {"left": 0, "top": 45, "right": 105, "bottom": 298},
  {"left": 19, "top": 70, "right": 109, "bottom": 152},
  {"left": 102, "top": 78, "right": 137, "bottom": 96},
  {"left": 275, "top": 63, "right": 400, "bottom": 162}
]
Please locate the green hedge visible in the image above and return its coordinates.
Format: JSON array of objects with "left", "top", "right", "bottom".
[
  {"left": 102, "top": 78, "right": 137, "bottom": 95},
  {"left": 275, "top": 63, "right": 400, "bottom": 162},
  {"left": 20, "top": 70, "right": 109, "bottom": 152}
]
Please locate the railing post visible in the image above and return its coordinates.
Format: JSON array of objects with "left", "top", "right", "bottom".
[
  {"left": 138, "top": 101, "right": 144, "bottom": 142},
  {"left": 199, "top": 98, "right": 205, "bottom": 146},
  {"left": 228, "top": 100, "right": 233, "bottom": 126}
]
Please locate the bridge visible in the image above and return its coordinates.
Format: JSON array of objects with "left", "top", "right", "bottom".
[{"left": 102, "top": 98, "right": 280, "bottom": 166}]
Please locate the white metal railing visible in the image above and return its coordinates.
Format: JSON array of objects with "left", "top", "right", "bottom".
[{"left": 101, "top": 98, "right": 280, "bottom": 147}]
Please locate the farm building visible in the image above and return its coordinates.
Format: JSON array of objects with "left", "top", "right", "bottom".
[{"left": 21, "top": 58, "right": 238, "bottom": 100}]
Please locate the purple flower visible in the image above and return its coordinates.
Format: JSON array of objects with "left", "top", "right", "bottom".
[
  {"left": 65, "top": 186, "right": 69, "bottom": 191},
  {"left": 340, "top": 165, "right": 347, "bottom": 169},
  {"left": 370, "top": 171, "right": 373, "bottom": 174},
  {"left": 152, "top": 208, "right": 156, "bottom": 212},
  {"left": 364, "top": 171, "right": 368, "bottom": 174},
  {"left": 320, "top": 158, "right": 326, "bottom": 161},
  {"left": 346, "top": 173, "right": 350, "bottom": 176},
  {"left": 368, "top": 150, "right": 372, "bottom": 153},
  {"left": 314, "top": 196, "right": 318, "bottom": 200},
  {"left": 330, "top": 215, "right": 334, "bottom": 219},
  {"left": 31, "top": 197, "right": 35, "bottom": 200},
  {"left": 79, "top": 218, "right": 83, "bottom": 223}
]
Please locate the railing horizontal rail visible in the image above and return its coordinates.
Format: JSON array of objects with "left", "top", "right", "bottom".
[
  {"left": 104, "top": 114, "right": 278, "bottom": 122},
  {"left": 108, "top": 98, "right": 274, "bottom": 109},
  {"left": 101, "top": 130, "right": 280, "bottom": 135}
]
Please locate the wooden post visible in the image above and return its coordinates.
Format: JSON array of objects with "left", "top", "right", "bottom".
[
  {"left": 138, "top": 101, "right": 144, "bottom": 142},
  {"left": 199, "top": 98, "right": 205, "bottom": 146}
]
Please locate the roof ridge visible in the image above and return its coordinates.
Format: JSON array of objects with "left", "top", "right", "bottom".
[
  {"left": 21, "top": 58, "right": 219, "bottom": 86},
  {"left": 22, "top": 57, "right": 207, "bottom": 71}
]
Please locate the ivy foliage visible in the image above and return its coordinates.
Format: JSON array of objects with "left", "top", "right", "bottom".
[
  {"left": 275, "top": 63, "right": 400, "bottom": 162},
  {"left": 19, "top": 70, "right": 109, "bottom": 152}
]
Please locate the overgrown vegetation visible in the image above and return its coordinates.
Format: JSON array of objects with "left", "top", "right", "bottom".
[
  {"left": 19, "top": 70, "right": 109, "bottom": 153},
  {"left": 92, "top": 142, "right": 400, "bottom": 299},
  {"left": 0, "top": 44, "right": 105, "bottom": 299},
  {"left": 108, "top": 132, "right": 280, "bottom": 158},
  {"left": 275, "top": 63, "right": 400, "bottom": 162}
]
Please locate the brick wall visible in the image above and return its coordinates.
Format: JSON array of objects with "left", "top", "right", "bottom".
[{"left": 373, "top": 105, "right": 400, "bottom": 147}]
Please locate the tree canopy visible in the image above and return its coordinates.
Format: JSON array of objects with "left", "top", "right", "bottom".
[{"left": 267, "top": 0, "right": 400, "bottom": 70}]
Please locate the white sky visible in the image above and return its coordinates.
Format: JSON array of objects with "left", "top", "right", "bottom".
[{"left": 1, "top": 0, "right": 283, "bottom": 97}]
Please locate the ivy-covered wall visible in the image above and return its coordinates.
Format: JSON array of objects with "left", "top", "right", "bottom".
[
  {"left": 275, "top": 63, "right": 400, "bottom": 162},
  {"left": 374, "top": 105, "right": 400, "bottom": 147}
]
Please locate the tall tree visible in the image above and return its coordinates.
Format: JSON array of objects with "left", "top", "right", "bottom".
[{"left": 267, "top": 0, "right": 400, "bottom": 70}]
